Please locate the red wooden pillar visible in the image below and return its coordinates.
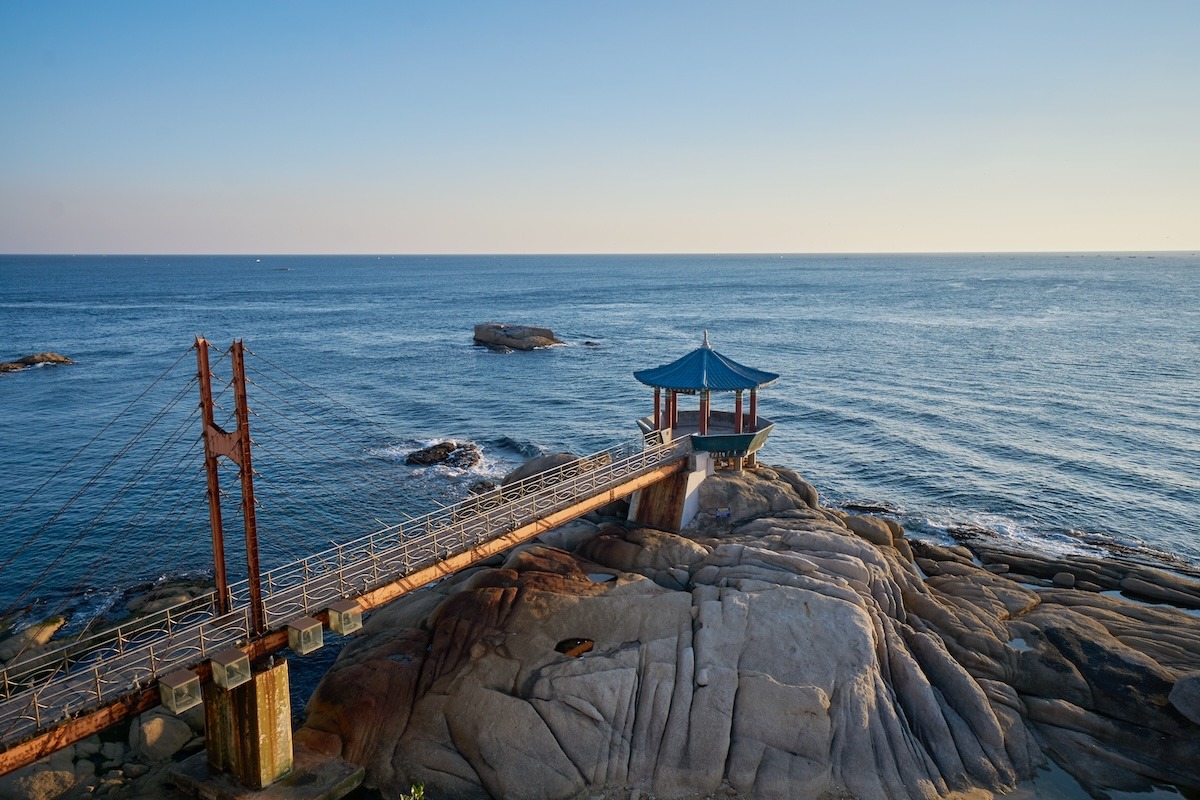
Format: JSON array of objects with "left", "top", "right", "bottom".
[
  {"left": 653, "top": 387, "right": 662, "bottom": 430},
  {"left": 699, "top": 391, "right": 710, "bottom": 435},
  {"left": 670, "top": 391, "right": 678, "bottom": 427},
  {"left": 734, "top": 390, "right": 744, "bottom": 433},
  {"left": 749, "top": 389, "right": 758, "bottom": 432}
]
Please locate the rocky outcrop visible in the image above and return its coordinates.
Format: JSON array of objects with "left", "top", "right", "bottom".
[
  {"left": 473, "top": 323, "right": 563, "bottom": 352},
  {"left": 911, "top": 539, "right": 1200, "bottom": 796},
  {"left": 953, "top": 541, "right": 1200, "bottom": 609},
  {"left": 296, "top": 464, "right": 1200, "bottom": 800},
  {"left": 294, "top": 467, "right": 1161, "bottom": 799},
  {"left": 0, "top": 352, "right": 74, "bottom": 374},
  {"left": 405, "top": 441, "right": 481, "bottom": 469}
]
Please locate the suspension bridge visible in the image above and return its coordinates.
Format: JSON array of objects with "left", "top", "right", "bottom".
[
  {"left": 0, "top": 338, "right": 704, "bottom": 784},
  {"left": 0, "top": 334, "right": 779, "bottom": 794}
]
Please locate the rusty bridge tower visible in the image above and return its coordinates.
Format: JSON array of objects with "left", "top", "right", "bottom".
[
  {"left": 190, "top": 337, "right": 292, "bottom": 789},
  {"left": 195, "top": 336, "right": 265, "bottom": 634}
]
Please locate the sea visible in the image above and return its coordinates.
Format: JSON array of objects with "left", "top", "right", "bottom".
[{"left": 1, "top": 253, "right": 1198, "bottom": 795}]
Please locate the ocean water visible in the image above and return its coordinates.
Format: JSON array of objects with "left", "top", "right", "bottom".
[
  {"left": 2, "top": 252, "right": 1198, "bottom": 626},
  {"left": 2, "top": 253, "right": 1198, "bottom": 798}
]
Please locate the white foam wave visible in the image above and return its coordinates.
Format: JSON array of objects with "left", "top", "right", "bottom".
[
  {"left": 907, "top": 508, "right": 1093, "bottom": 559},
  {"left": 371, "top": 437, "right": 528, "bottom": 492},
  {"left": 61, "top": 586, "right": 123, "bottom": 636}
]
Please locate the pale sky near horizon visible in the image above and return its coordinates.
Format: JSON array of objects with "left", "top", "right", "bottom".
[{"left": 1, "top": 1, "right": 1197, "bottom": 254}]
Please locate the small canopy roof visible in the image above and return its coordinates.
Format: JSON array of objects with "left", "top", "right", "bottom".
[{"left": 634, "top": 332, "right": 779, "bottom": 392}]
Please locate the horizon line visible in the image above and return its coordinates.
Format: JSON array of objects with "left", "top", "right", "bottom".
[{"left": 3, "top": 249, "right": 1199, "bottom": 258}]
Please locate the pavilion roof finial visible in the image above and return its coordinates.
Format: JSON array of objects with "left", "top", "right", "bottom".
[{"left": 702, "top": 329, "right": 711, "bottom": 349}]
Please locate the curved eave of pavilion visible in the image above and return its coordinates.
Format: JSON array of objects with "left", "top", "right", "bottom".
[{"left": 633, "top": 346, "right": 779, "bottom": 392}]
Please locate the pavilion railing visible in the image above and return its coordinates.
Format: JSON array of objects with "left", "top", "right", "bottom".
[{"left": 0, "top": 433, "right": 693, "bottom": 746}]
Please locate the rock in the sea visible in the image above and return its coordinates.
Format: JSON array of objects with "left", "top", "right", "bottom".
[
  {"left": 0, "top": 352, "right": 74, "bottom": 374},
  {"left": 473, "top": 323, "right": 563, "bottom": 352},
  {"left": 405, "top": 441, "right": 481, "bottom": 469}
]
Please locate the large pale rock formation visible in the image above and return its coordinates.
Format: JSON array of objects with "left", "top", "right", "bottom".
[
  {"left": 911, "top": 540, "right": 1200, "bottom": 796},
  {"left": 296, "top": 466, "right": 1200, "bottom": 799}
]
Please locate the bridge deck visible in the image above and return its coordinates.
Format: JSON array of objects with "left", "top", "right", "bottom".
[{"left": 0, "top": 435, "right": 693, "bottom": 774}]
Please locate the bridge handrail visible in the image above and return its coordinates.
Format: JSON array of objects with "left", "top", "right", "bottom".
[
  {"left": 238, "top": 434, "right": 684, "bottom": 607},
  {"left": 246, "top": 436, "right": 651, "bottom": 592},
  {"left": 251, "top": 433, "right": 690, "bottom": 624},
  {"left": 0, "top": 432, "right": 690, "bottom": 746},
  {"left": 0, "top": 604, "right": 252, "bottom": 744}
]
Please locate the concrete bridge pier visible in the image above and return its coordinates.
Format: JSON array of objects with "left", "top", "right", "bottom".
[
  {"left": 628, "top": 451, "right": 712, "bottom": 531},
  {"left": 170, "top": 656, "right": 363, "bottom": 799},
  {"left": 203, "top": 657, "right": 293, "bottom": 789}
]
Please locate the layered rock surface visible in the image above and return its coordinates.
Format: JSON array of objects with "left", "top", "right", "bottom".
[{"left": 296, "top": 465, "right": 1200, "bottom": 799}]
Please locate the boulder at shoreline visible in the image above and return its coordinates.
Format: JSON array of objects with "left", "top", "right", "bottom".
[
  {"left": 294, "top": 461, "right": 1200, "bottom": 799},
  {"left": 0, "top": 352, "right": 74, "bottom": 374},
  {"left": 473, "top": 323, "right": 563, "bottom": 352}
]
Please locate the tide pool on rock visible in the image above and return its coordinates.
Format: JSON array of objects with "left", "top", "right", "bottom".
[{"left": 295, "top": 463, "right": 1200, "bottom": 800}]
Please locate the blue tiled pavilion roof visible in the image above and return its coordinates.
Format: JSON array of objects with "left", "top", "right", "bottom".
[{"left": 633, "top": 337, "right": 779, "bottom": 392}]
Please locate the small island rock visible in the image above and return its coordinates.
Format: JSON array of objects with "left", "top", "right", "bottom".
[
  {"left": 473, "top": 323, "right": 563, "bottom": 351},
  {"left": 0, "top": 352, "right": 74, "bottom": 374}
]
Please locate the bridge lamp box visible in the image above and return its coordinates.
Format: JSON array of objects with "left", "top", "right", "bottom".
[
  {"left": 327, "top": 599, "right": 363, "bottom": 635},
  {"left": 210, "top": 647, "right": 251, "bottom": 689},
  {"left": 288, "top": 616, "right": 324, "bottom": 655},
  {"left": 159, "top": 668, "right": 203, "bottom": 714}
]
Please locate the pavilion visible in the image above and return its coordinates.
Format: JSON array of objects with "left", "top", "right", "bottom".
[{"left": 633, "top": 332, "right": 779, "bottom": 470}]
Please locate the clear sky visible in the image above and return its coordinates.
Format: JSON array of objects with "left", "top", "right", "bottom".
[{"left": 1, "top": 1, "right": 1197, "bottom": 254}]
